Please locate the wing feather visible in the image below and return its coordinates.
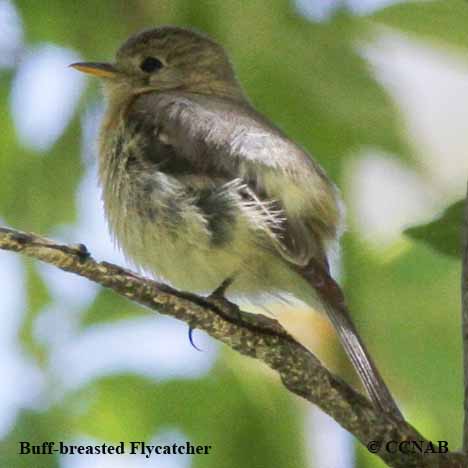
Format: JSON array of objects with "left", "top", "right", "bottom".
[{"left": 128, "top": 91, "right": 343, "bottom": 267}]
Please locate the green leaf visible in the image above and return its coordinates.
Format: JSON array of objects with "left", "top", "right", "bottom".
[
  {"left": 371, "top": 0, "right": 468, "bottom": 49},
  {"left": 404, "top": 200, "right": 464, "bottom": 258}
]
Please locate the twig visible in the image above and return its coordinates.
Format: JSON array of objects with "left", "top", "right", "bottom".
[{"left": 0, "top": 226, "right": 464, "bottom": 468}]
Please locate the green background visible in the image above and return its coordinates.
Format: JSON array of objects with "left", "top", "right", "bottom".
[{"left": 0, "top": 1, "right": 466, "bottom": 467}]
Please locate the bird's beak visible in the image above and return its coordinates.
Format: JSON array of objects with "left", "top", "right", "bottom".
[{"left": 69, "top": 62, "right": 118, "bottom": 78}]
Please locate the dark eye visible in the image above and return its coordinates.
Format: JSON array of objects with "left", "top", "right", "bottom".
[{"left": 140, "top": 57, "right": 163, "bottom": 73}]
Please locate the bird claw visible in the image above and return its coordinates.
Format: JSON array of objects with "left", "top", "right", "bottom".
[{"left": 188, "top": 326, "right": 203, "bottom": 351}]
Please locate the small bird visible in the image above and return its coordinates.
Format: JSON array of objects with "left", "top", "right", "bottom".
[{"left": 71, "top": 26, "right": 400, "bottom": 417}]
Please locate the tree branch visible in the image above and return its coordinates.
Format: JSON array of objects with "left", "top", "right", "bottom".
[
  {"left": 0, "top": 226, "right": 464, "bottom": 468},
  {"left": 462, "top": 182, "right": 468, "bottom": 453}
]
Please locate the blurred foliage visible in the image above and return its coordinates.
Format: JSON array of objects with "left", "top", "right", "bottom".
[
  {"left": 371, "top": 0, "right": 468, "bottom": 49},
  {"left": 0, "top": 410, "right": 63, "bottom": 468},
  {"left": 344, "top": 237, "right": 462, "bottom": 443},
  {"left": 19, "top": 261, "right": 51, "bottom": 364},
  {"left": 0, "top": 99, "right": 83, "bottom": 232},
  {"left": 63, "top": 363, "right": 306, "bottom": 468},
  {"left": 404, "top": 199, "right": 464, "bottom": 258},
  {"left": 1, "top": 1, "right": 467, "bottom": 468}
]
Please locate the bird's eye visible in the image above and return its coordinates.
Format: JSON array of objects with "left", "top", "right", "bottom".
[{"left": 140, "top": 57, "right": 163, "bottom": 73}]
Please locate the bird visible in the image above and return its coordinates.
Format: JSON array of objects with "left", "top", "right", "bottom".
[{"left": 71, "top": 26, "right": 401, "bottom": 418}]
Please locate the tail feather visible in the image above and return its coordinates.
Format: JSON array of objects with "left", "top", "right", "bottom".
[{"left": 298, "top": 259, "right": 403, "bottom": 420}]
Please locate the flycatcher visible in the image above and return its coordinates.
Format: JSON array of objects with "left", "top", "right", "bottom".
[{"left": 71, "top": 26, "right": 400, "bottom": 418}]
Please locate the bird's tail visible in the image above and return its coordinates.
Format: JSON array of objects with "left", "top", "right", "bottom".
[{"left": 297, "top": 259, "right": 403, "bottom": 420}]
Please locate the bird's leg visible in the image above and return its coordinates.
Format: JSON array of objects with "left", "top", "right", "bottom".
[
  {"left": 189, "top": 277, "right": 237, "bottom": 350},
  {"left": 209, "top": 277, "right": 235, "bottom": 299},
  {"left": 207, "top": 276, "right": 243, "bottom": 323}
]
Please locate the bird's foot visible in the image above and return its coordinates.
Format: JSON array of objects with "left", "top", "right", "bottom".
[
  {"left": 208, "top": 277, "right": 234, "bottom": 299},
  {"left": 188, "top": 277, "right": 236, "bottom": 351},
  {"left": 207, "top": 277, "right": 242, "bottom": 322}
]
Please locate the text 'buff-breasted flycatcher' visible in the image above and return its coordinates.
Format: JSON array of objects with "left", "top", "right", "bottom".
[{"left": 71, "top": 26, "right": 401, "bottom": 418}]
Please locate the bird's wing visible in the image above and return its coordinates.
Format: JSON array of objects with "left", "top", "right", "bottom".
[{"left": 128, "top": 92, "right": 343, "bottom": 267}]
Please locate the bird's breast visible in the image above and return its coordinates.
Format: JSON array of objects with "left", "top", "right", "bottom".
[{"left": 98, "top": 122, "right": 256, "bottom": 292}]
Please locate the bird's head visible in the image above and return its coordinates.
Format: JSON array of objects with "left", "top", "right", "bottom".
[{"left": 71, "top": 26, "right": 245, "bottom": 103}]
